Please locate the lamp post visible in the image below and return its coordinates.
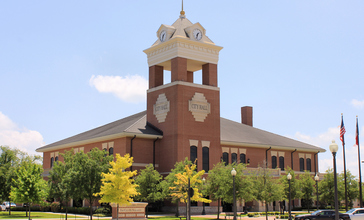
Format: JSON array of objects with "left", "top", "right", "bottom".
[
  {"left": 287, "top": 173, "right": 292, "bottom": 220},
  {"left": 315, "top": 174, "right": 319, "bottom": 211},
  {"left": 330, "top": 140, "right": 339, "bottom": 220},
  {"left": 202, "top": 177, "right": 206, "bottom": 215},
  {"left": 231, "top": 168, "right": 237, "bottom": 220}
]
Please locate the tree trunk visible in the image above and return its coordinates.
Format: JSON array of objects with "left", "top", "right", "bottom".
[
  {"left": 175, "top": 202, "right": 179, "bottom": 217},
  {"left": 29, "top": 204, "right": 31, "bottom": 220},
  {"left": 217, "top": 198, "right": 220, "bottom": 220},
  {"left": 117, "top": 204, "right": 119, "bottom": 220},
  {"left": 66, "top": 204, "right": 68, "bottom": 220},
  {"left": 265, "top": 201, "right": 268, "bottom": 220}
]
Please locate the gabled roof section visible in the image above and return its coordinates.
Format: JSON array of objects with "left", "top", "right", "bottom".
[
  {"left": 36, "top": 111, "right": 163, "bottom": 152},
  {"left": 221, "top": 117, "right": 325, "bottom": 152}
]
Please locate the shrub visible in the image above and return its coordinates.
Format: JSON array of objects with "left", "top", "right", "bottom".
[
  {"left": 248, "top": 213, "right": 255, "bottom": 217},
  {"left": 277, "top": 214, "right": 290, "bottom": 219},
  {"left": 50, "top": 202, "right": 61, "bottom": 212}
]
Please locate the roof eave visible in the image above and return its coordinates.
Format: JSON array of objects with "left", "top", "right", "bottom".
[
  {"left": 36, "top": 132, "right": 163, "bottom": 153},
  {"left": 221, "top": 140, "right": 326, "bottom": 153}
]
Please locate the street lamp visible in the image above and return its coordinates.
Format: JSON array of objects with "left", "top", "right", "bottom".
[
  {"left": 231, "top": 168, "right": 237, "bottom": 220},
  {"left": 315, "top": 174, "right": 319, "bottom": 211},
  {"left": 330, "top": 140, "right": 339, "bottom": 220},
  {"left": 287, "top": 173, "right": 292, "bottom": 220},
  {"left": 202, "top": 177, "right": 206, "bottom": 215}
]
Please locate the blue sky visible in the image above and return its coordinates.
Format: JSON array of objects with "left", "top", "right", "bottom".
[{"left": 1, "top": 1, "right": 363, "bottom": 176}]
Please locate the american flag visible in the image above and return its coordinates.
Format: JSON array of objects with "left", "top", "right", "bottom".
[
  {"left": 340, "top": 114, "right": 346, "bottom": 145},
  {"left": 356, "top": 116, "right": 359, "bottom": 147}
]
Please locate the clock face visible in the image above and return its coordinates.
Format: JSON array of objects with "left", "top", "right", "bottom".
[
  {"left": 193, "top": 29, "right": 202, "bottom": 41},
  {"left": 160, "top": 30, "right": 167, "bottom": 42}
]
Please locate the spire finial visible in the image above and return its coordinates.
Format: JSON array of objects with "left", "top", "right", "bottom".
[{"left": 180, "top": 0, "right": 185, "bottom": 18}]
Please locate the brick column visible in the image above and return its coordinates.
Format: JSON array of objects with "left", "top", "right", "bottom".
[
  {"left": 202, "top": 63, "right": 217, "bottom": 86},
  {"left": 149, "top": 65, "right": 164, "bottom": 89},
  {"left": 171, "top": 57, "right": 187, "bottom": 82},
  {"left": 187, "top": 71, "right": 194, "bottom": 83}
]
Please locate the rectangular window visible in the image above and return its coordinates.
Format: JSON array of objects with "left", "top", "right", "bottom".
[{"left": 202, "top": 147, "right": 209, "bottom": 172}]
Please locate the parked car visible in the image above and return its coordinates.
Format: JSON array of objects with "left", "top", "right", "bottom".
[
  {"left": 294, "top": 210, "right": 350, "bottom": 220},
  {"left": 0, "top": 204, "right": 6, "bottom": 211},
  {"left": 2, "top": 202, "right": 16, "bottom": 211},
  {"left": 346, "top": 208, "right": 364, "bottom": 220}
]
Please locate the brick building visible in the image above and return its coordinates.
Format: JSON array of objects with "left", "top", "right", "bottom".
[{"left": 36, "top": 9, "right": 325, "bottom": 213}]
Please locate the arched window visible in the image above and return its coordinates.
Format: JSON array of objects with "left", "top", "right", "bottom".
[
  {"left": 272, "top": 156, "right": 277, "bottom": 169},
  {"left": 231, "top": 153, "right": 237, "bottom": 164},
  {"left": 279, "top": 156, "right": 284, "bottom": 171},
  {"left": 55, "top": 156, "right": 58, "bottom": 163},
  {"left": 50, "top": 157, "right": 54, "bottom": 168},
  {"left": 300, "top": 158, "right": 304, "bottom": 171},
  {"left": 222, "top": 152, "right": 229, "bottom": 166},
  {"left": 306, "top": 158, "right": 311, "bottom": 172},
  {"left": 109, "top": 147, "right": 113, "bottom": 156},
  {"left": 202, "top": 147, "right": 209, "bottom": 172},
  {"left": 240, "top": 154, "right": 246, "bottom": 164},
  {"left": 190, "top": 146, "right": 197, "bottom": 169}
]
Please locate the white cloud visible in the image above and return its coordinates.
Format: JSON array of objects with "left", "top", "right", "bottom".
[
  {"left": 351, "top": 99, "right": 364, "bottom": 109},
  {"left": 89, "top": 74, "right": 148, "bottom": 103},
  {"left": 0, "top": 112, "right": 44, "bottom": 155}
]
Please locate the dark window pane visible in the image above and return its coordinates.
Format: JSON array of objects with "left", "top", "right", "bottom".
[
  {"left": 202, "top": 147, "right": 209, "bottom": 172},
  {"left": 190, "top": 146, "right": 197, "bottom": 169},
  {"left": 50, "top": 157, "right": 54, "bottom": 168},
  {"left": 272, "top": 156, "right": 277, "bottom": 169},
  {"left": 109, "top": 147, "right": 113, "bottom": 155},
  {"left": 231, "top": 153, "right": 237, "bottom": 164},
  {"left": 300, "top": 158, "right": 304, "bottom": 171},
  {"left": 240, "top": 154, "right": 246, "bottom": 164},
  {"left": 306, "top": 158, "right": 311, "bottom": 172},
  {"left": 55, "top": 156, "right": 58, "bottom": 162},
  {"left": 222, "top": 152, "right": 229, "bottom": 166},
  {"left": 279, "top": 156, "right": 284, "bottom": 171}
]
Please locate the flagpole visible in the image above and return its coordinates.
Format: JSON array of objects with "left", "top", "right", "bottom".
[
  {"left": 341, "top": 113, "right": 348, "bottom": 211},
  {"left": 357, "top": 116, "right": 362, "bottom": 208}
]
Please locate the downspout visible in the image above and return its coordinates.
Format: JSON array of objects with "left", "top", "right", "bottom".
[
  {"left": 266, "top": 147, "right": 271, "bottom": 168},
  {"left": 314, "top": 151, "right": 320, "bottom": 175},
  {"left": 130, "top": 135, "right": 136, "bottom": 171},
  {"left": 153, "top": 137, "right": 159, "bottom": 168},
  {"left": 291, "top": 149, "right": 297, "bottom": 170}
]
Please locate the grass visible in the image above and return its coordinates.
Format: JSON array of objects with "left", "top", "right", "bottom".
[{"left": 0, "top": 211, "right": 88, "bottom": 219}]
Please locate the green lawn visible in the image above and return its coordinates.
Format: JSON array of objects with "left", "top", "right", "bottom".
[{"left": 0, "top": 211, "right": 88, "bottom": 219}]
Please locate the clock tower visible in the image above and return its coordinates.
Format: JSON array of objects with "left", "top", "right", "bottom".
[{"left": 143, "top": 9, "right": 223, "bottom": 173}]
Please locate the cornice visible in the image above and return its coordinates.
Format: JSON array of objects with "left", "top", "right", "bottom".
[{"left": 143, "top": 37, "right": 223, "bottom": 71}]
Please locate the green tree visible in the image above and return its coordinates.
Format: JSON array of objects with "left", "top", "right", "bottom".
[
  {"left": 10, "top": 160, "right": 48, "bottom": 220},
  {"left": 279, "top": 168, "right": 302, "bottom": 209},
  {"left": 48, "top": 150, "right": 74, "bottom": 220},
  {"left": 161, "top": 158, "right": 194, "bottom": 217},
  {"left": 253, "top": 167, "right": 284, "bottom": 220},
  {"left": 206, "top": 162, "right": 254, "bottom": 219},
  {"left": 95, "top": 154, "right": 139, "bottom": 220},
  {"left": 339, "top": 170, "right": 359, "bottom": 209},
  {"left": 0, "top": 146, "right": 18, "bottom": 215},
  {"left": 134, "top": 164, "right": 164, "bottom": 216},
  {"left": 318, "top": 168, "right": 344, "bottom": 208},
  {"left": 66, "top": 148, "right": 113, "bottom": 220},
  {"left": 299, "top": 171, "right": 315, "bottom": 212}
]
